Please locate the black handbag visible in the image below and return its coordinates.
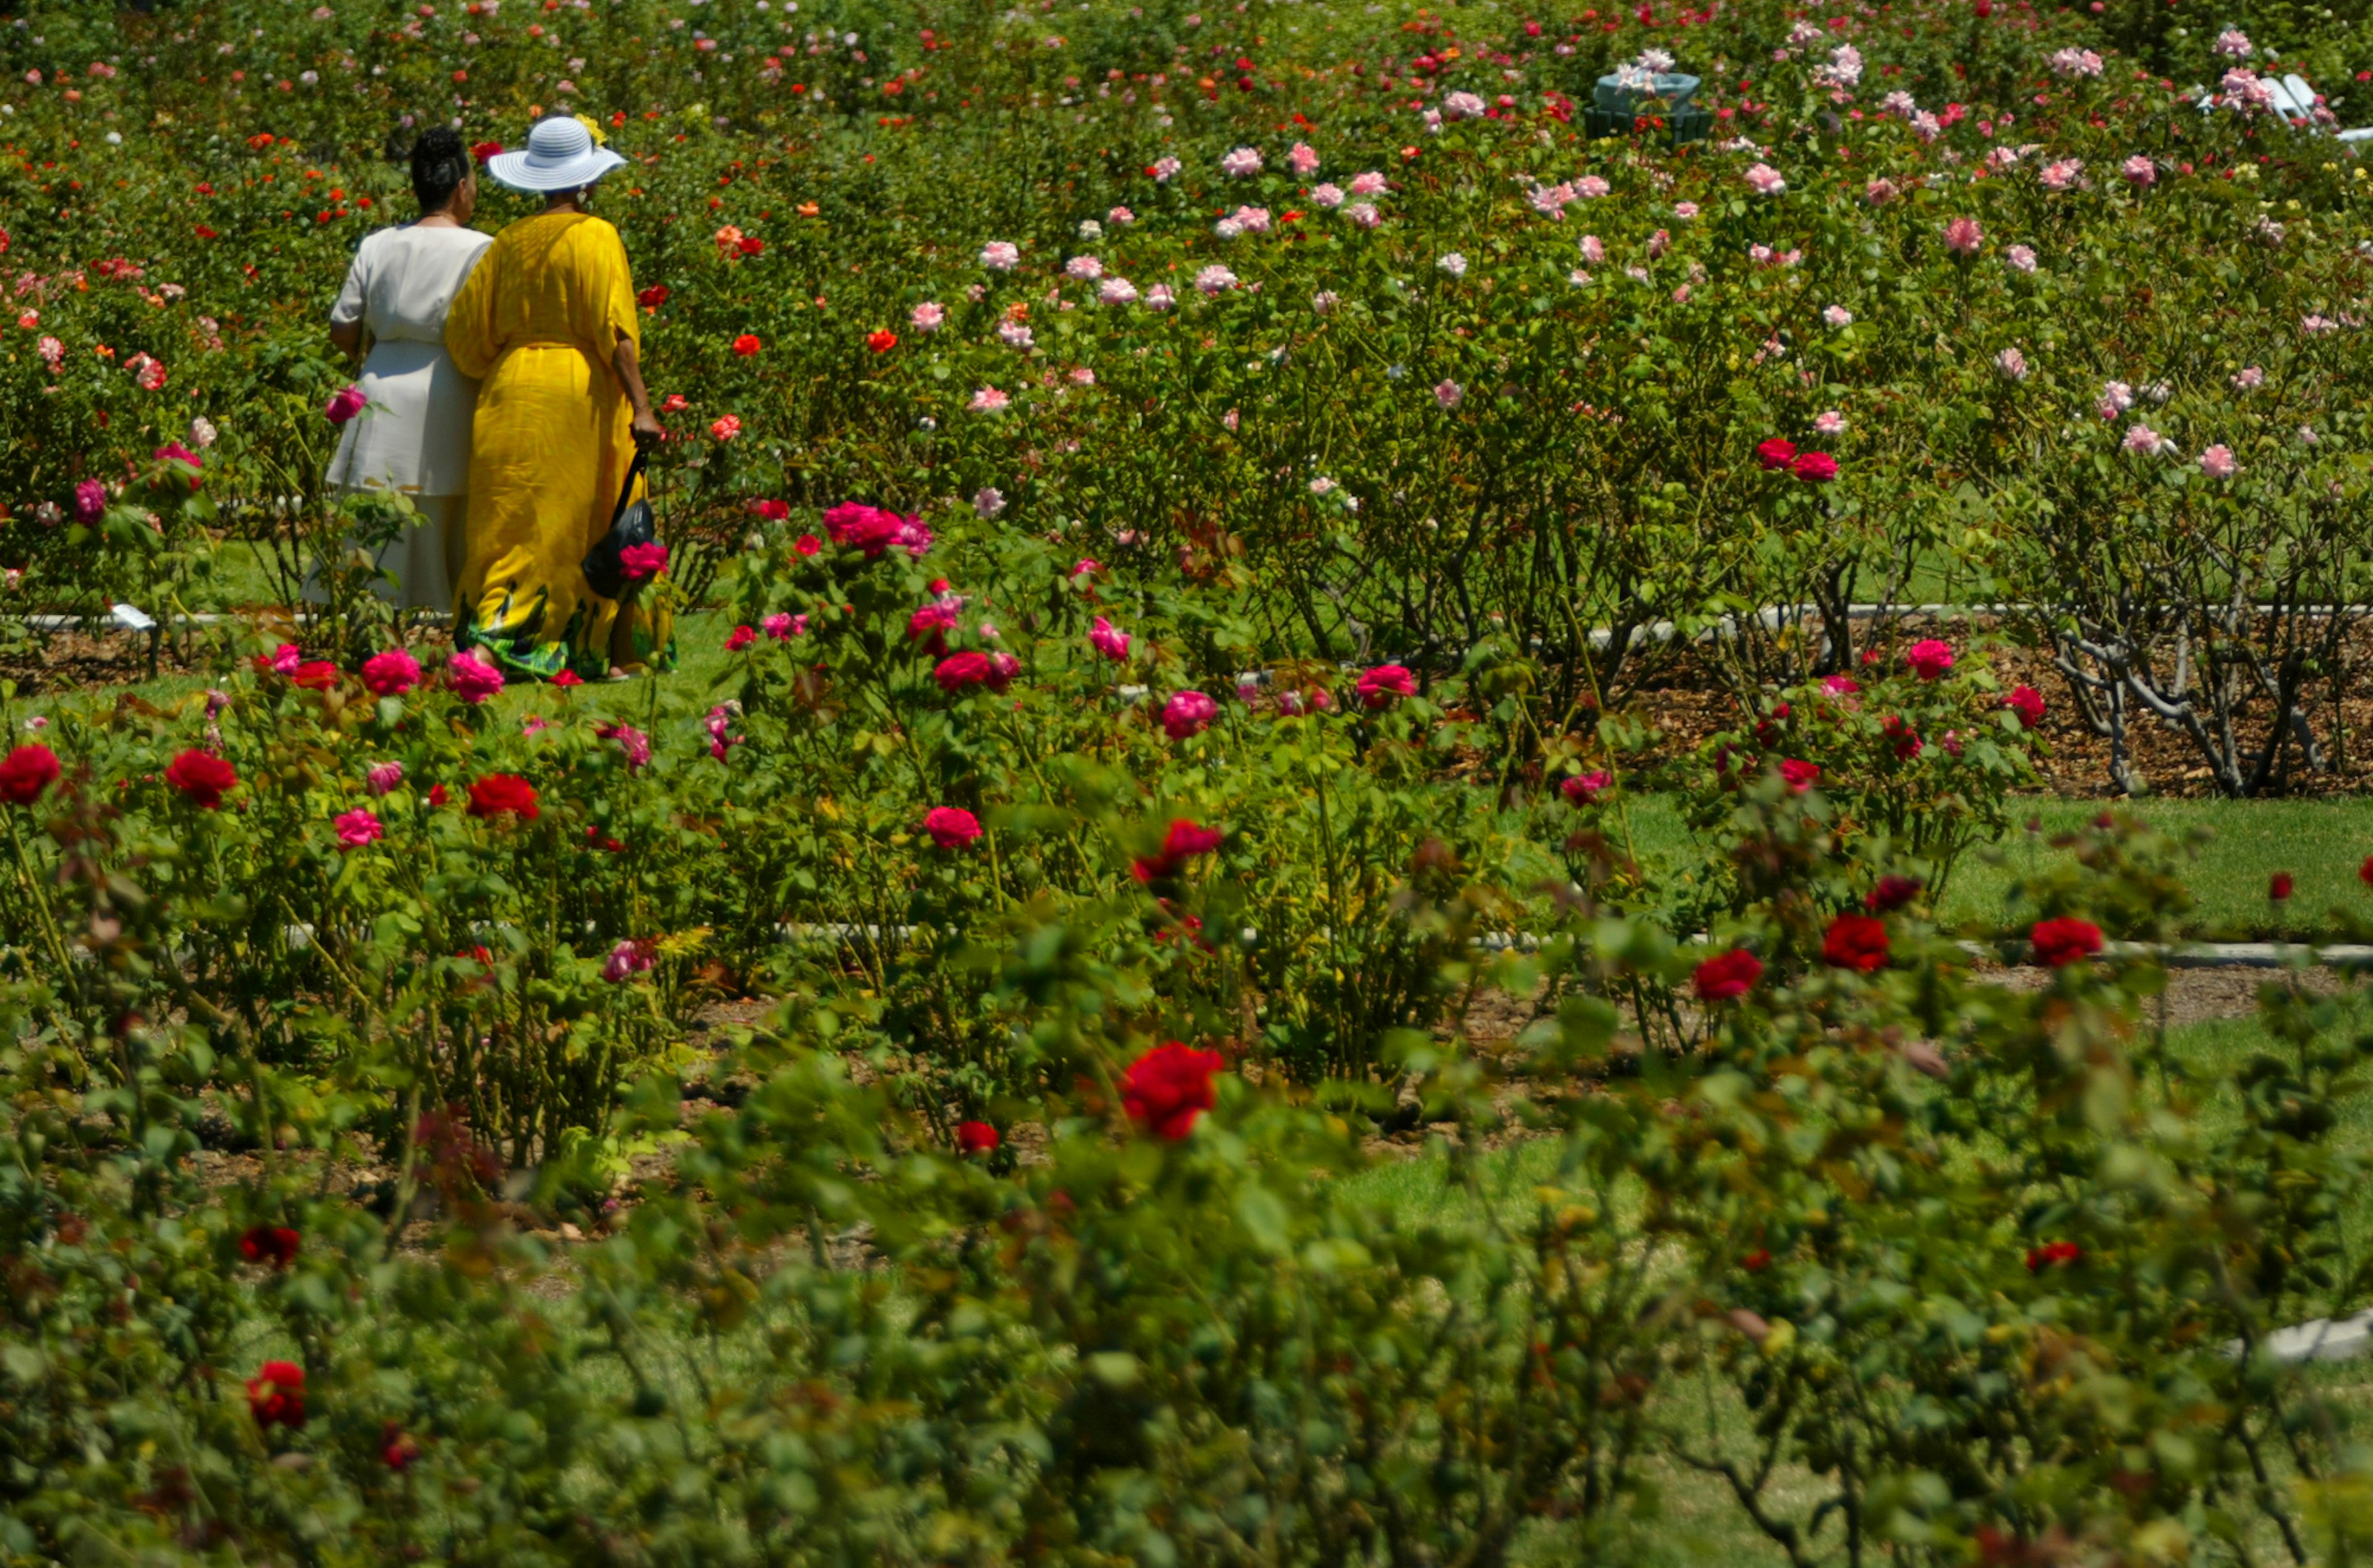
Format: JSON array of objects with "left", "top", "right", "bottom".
[{"left": 581, "top": 449, "right": 660, "bottom": 602}]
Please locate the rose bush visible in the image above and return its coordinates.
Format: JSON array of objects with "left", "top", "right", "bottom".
[{"left": 4, "top": 762, "right": 2370, "bottom": 1563}]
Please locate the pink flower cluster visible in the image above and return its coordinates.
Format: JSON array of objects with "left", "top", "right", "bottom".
[
  {"left": 823, "top": 502, "right": 934, "bottom": 559},
  {"left": 704, "top": 703, "right": 743, "bottom": 763},
  {"left": 1089, "top": 616, "right": 1131, "bottom": 662},
  {"left": 1755, "top": 438, "right": 1838, "bottom": 483},
  {"left": 1356, "top": 664, "right": 1415, "bottom": 709},
  {"left": 936, "top": 650, "right": 1019, "bottom": 694}
]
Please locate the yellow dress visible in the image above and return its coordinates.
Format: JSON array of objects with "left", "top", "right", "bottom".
[{"left": 442, "top": 211, "right": 672, "bottom": 679}]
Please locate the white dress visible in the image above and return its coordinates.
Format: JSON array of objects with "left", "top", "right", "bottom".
[{"left": 327, "top": 223, "right": 496, "bottom": 610}]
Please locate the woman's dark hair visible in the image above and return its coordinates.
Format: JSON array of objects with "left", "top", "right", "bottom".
[{"left": 409, "top": 127, "right": 470, "bottom": 214}]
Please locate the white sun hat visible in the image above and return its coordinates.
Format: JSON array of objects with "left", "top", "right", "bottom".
[{"left": 485, "top": 114, "right": 624, "bottom": 194}]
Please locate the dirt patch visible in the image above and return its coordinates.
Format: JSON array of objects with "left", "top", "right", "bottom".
[
  {"left": 1597, "top": 620, "right": 2373, "bottom": 801},
  {"left": 1979, "top": 961, "right": 2358, "bottom": 1026}
]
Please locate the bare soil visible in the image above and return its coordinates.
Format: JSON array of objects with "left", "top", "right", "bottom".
[{"left": 1601, "top": 622, "right": 2373, "bottom": 800}]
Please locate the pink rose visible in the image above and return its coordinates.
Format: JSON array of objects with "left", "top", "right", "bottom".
[
  {"left": 618, "top": 541, "right": 669, "bottom": 582},
  {"left": 332, "top": 808, "right": 383, "bottom": 850},
  {"left": 1560, "top": 769, "right": 1612, "bottom": 805},
  {"left": 1905, "top": 639, "right": 1956, "bottom": 680},
  {"left": 446, "top": 650, "right": 505, "bottom": 704},
  {"left": 324, "top": 384, "right": 368, "bottom": 424},
  {"left": 1161, "top": 689, "right": 1217, "bottom": 740},
  {"left": 1356, "top": 664, "right": 1416, "bottom": 709},
  {"left": 602, "top": 939, "right": 654, "bottom": 983},
  {"left": 924, "top": 806, "right": 982, "bottom": 849},
  {"left": 360, "top": 647, "right": 421, "bottom": 696}
]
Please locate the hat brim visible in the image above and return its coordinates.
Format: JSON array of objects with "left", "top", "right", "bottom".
[{"left": 486, "top": 145, "right": 625, "bottom": 193}]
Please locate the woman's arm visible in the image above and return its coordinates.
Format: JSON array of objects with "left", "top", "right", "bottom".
[
  {"left": 329, "top": 240, "right": 370, "bottom": 363},
  {"left": 612, "top": 336, "right": 664, "bottom": 449}
]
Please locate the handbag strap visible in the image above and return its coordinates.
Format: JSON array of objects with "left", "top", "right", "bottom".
[{"left": 611, "top": 447, "right": 649, "bottom": 525}]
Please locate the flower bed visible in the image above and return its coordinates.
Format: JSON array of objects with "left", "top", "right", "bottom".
[
  {"left": 7, "top": 0, "right": 2373, "bottom": 1557},
  {"left": 0, "top": 0, "right": 2369, "bottom": 788}
]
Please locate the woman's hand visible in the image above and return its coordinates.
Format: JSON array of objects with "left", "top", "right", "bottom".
[{"left": 614, "top": 335, "right": 664, "bottom": 449}]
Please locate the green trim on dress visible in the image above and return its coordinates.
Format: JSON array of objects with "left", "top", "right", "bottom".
[{"left": 458, "top": 576, "right": 678, "bottom": 682}]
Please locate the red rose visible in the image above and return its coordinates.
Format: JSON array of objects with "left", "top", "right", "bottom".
[
  {"left": 738, "top": 235, "right": 765, "bottom": 256},
  {"left": 0, "top": 743, "right": 61, "bottom": 805},
  {"left": 732, "top": 332, "right": 762, "bottom": 356},
  {"left": 1881, "top": 714, "right": 1923, "bottom": 761},
  {"left": 2270, "top": 872, "right": 2295, "bottom": 903},
  {"left": 1133, "top": 817, "right": 1225, "bottom": 882},
  {"left": 239, "top": 1224, "right": 301, "bottom": 1268},
  {"left": 1864, "top": 875, "right": 1924, "bottom": 914},
  {"left": 1120, "top": 1042, "right": 1224, "bottom": 1140},
  {"left": 1777, "top": 758, "right": 1819, "bottom": 793},
  {"left": 466, "top": 773, "right": 538, "bottom": 821},
  {"left": 1741, "top": 1248, "right": 1771, "bottom": 1272},
  {"left": 956, "top": 1120, "right": 1000, "bottom": 1153},
  {"left": 381, "top": 1421, "right": 420, "bottom": 1471},
  {"left": 2002, "top": 685, "right": 2046, "bottom": 728},
  {"left": 290, "top": 660, "right": 340, "bottom": 691},
  {"left": 725, "top": 625, "right": 757, "bottom": 651},
  {"left": 164, "top": 749, "right": 237, "bottom": 809},
  {"left": 2029, "top": 916, "right": 2103, "bottom": 969},
  {"left": 866, "top": 328, "right": 899, "bottom": 353},
  {"left": 1754, "top": 437, "right": 1798, "bottom": 471},
  {"left": 2362, "top": 854, "right": 2373, "bottom": 890},
  {"left": 934, "top": 651, "right": 1009, "bottom": 694},
  {"left": 2024, "top": 1240, "right": 2081, "bottom": 1272},
  {"left": 1692, "top": 948, "right": 1763, "bottom": 1003},
  {"left": 246, "top": 1360, "right": 307, "bottom": 1430},
  {"left": 637, "top": 283, "right": 670, "bottom": 310},
  {"left": 428, "top": 783, "right": 449, "bottom": 807},
  {"left": 794, "top": 534, "right": 822, "bottom": 556},
  {"left": 1791, "top": 450, "right": 1838, "bottom": 483},
  {"left": 1821, "top": 912, "right": 1890, "bottom": 973},
  {"left": 470, "top": 140, "right": 503, "bottom": 166}
]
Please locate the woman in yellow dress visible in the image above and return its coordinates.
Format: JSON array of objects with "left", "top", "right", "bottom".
[{"left": 444, "top": 115, "right": 671, "bottom": 680}]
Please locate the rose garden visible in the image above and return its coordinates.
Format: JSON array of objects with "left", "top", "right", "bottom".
[{"left": 7, "top": 0, "right": 2373, "bottom": 1561}]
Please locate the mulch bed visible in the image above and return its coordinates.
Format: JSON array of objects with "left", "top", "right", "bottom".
[{"left": 1598, "top": 620, "right": 2373, "bottom": 800}]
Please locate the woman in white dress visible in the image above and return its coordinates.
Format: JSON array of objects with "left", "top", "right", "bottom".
[{"left": 325, "top": 129, "right": 494, "bottom": 611}]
